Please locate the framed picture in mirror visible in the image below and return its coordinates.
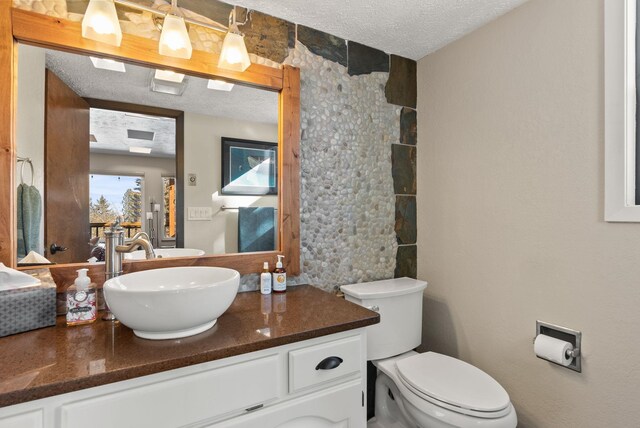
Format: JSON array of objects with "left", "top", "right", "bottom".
[{"left": 221, "top": 137, "right": 278, "bottom": 195}]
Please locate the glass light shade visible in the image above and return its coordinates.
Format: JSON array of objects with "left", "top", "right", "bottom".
[
  {"left": 81, "top": 0, "right": 122, "bottom": 46},
  {"left": 207, "top": 79, "right": 234, "bottom": 91},
  {"left": 159, "top": 14, "right": 193, "bottom": 60},
  {"left": 218, "top": 27, "right": 251, "bottom": 72}
]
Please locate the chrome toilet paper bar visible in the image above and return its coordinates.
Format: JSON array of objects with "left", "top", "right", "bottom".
[{"left": 534, "top": 320, "right": 582, "bottom": 373}]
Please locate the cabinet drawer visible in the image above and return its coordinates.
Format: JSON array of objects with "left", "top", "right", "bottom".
[
  {"left": 289, "top": 335, "right": 361, "bottom": 393},
  {"left": 60, "top": 355, "right": 280, "bottom": 428}
]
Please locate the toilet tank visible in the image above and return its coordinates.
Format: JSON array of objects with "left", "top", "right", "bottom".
[{"left": 340, "top": 278, "right": 427, "bottom": 360}]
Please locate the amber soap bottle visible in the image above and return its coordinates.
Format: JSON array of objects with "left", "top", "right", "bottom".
[{"left": 272, "top": 255, "right": 287, "bottom": 293}]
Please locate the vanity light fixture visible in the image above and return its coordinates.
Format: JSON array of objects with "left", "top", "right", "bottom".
[
  {"left": 218, "top": 9, "right": 251, "bottom": 72},
  {"left": 158, "top": 1, "right": 192, "bottom": 60},
  {"left": 129, "top": 146, "right": 152, "bottom": 154},
  {"left": 207, "top": 79, "right": 234, "bottom": 91},
  {"left": 82, "top": 0, "right": 122, "bottom": 47},
  {"left": 82, "top": 1, "right": 252, "bottom": 71},
  {"left": 90, "top": 56, "right": 126, "bottom": 72},
  {"left": 154, "top": 69, "right": 185, "bottom": 83}
]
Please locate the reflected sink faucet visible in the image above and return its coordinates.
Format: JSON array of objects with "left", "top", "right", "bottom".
[
  {"left": 116, "top": 232, "right": 157, "bottom": 260},
  {"left": 103, "top": 220, "right": 156, "bottom": 321}
]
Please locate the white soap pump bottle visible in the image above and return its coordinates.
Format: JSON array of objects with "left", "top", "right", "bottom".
[
  {"left": 66, "top": 268, "right": 97, "bottom": 326},
  {"left": 260, "top": 262, "right": 272, "bottom": 294}
]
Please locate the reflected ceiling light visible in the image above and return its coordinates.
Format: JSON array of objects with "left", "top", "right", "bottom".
[
  {"left": 150, "top": 78, "right": 187, "bottom": 96},
  {"left": 159, "top": 1, "right": 192, "bottom": 60},
  {"left": 207, "top": 79, "right": 234, "bottom": 91},
  {"left": 154, "top": 69, "right": 185, "bottom": 83},
  {"left": 129, "top": 146, "right": 152, "bottom": 154},
  {"left": 90, "top": 56, "right": 126, "bottom": 72},
  {"left": 218, "top": 9, "right": 251, "bottom": 72},
  {"left": 82, "top": 0, "right": 122, "bottom": 47}
]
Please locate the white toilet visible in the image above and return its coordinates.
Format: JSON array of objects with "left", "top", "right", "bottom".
[{"left": 340, "top": 278, "right": 517, "bottom": 428}]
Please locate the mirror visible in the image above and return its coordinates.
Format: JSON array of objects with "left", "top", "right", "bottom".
[{"left": 15, "top": 43, "right": 280, "bottom": 265}]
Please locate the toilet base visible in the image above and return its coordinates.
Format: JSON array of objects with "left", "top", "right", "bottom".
[{"left": 372, "top": 353, "right": 517, "bottom": 428}]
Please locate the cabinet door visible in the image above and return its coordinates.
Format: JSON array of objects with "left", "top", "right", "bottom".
[
  {"left": 207, "top": 381, "right": 364, "bottom": 428},
  {"left": 0, "top": 410, "right": 43, "bottom": 428}
]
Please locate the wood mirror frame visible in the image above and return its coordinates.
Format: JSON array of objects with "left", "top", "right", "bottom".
[{"left": 0, "top": 5, "right": 300, "bottom": 287}]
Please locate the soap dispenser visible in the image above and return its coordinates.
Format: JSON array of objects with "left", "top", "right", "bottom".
[
  {"left": 272, "top": 255, "right": 286, "bottom": 293},
  {"left": 66, "top": 268, "right": 97, "bottom": 326}
]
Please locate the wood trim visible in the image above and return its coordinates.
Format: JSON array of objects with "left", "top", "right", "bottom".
[
  {"left": 280, "top": 66, "right": 301, "bottom": 275},
  {"left": 5, "top": 7, "right": 301, "bottom": 280},
  {"left": 22, "top": 252, "right": 283, "bottom": 292},
  {"left": 175, "top": 111, "right": 185, "bottom": 248},
  {"left": 84, "top": 98, "right": 186, "bottom": 246},
  {"left": 84, "top": 98, "right": 184, "bottom": 118},
  {"left": 12, "top": 9, "right": 283, "bottom": 91},
  {"left": 0, "top": 2, "right": 15, "bottom": 266}
]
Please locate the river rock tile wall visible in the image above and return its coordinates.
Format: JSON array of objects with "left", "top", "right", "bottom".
[
  {"left": 14, "top": 0, "right": 418, "bottom": 289},
  {"left": 284, "top": 43, "right": 399, "bottom": 290}
]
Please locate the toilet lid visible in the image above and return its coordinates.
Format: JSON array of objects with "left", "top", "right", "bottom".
[{"left": 396, "top": 352, "right": 510, "bottom": 413}]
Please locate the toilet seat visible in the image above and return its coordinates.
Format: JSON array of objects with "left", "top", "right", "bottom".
[{"left": 395, "top": 352, "right": 512, "bottom": 419}]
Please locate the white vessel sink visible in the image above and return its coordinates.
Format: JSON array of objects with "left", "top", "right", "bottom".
[
  {"left": 103, "top": 267, "right": 240, "bottom": 340},
  {"left": 123, "top": 248, "right": 205, "bottom": 260}
]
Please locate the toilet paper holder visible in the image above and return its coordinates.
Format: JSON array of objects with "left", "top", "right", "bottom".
[{"left": 535, "top": 320, "right": 582, "bottom": 373}]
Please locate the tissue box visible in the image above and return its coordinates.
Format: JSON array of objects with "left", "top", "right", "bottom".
[{"left": 0, "top": 271, "right": 57, "bottom": 337}]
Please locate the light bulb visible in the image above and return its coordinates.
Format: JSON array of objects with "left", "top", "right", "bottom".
[
  {"left": 89, "top": 14, "right": 115, "bottom": 35},
  {"left": 82, "top": 0, "right": 122, "bottom": 46},
  {"left": 224, "top": 48, "right": 243, "bottom": 64}
]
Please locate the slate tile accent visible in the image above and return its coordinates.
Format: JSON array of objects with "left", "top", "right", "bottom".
[
  {"left": 176, "top": 0, "right": 233, "bottom": 25},
  {"left": 67, "top": 0, "right": 90, "bottom": 15},
  {"left": 297, "top": 25, "right": 348, "bottom": 67},
  {"left": 237, "top": 9, "right": 294, "bottom": 63},
  {"left": 400, "top": 107, "right": 417, "bottom": 145},
  {"left": 347, "top": 41, "right": 389, "bottom": 76},
  {"left": 395, "top": 245, "right": 417, "bottom": 279},
  {"left": 392, "top": 144, "right": 416, "bottom": 195},
  {"left": 385, "top": 55, "right": 417, "bottom": 108},
  {"left": 395, "top": 196, "right": 417, "bottom": 245}
]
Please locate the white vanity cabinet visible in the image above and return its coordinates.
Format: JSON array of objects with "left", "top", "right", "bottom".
[{"left": 0, "top": 329, "right": 367, "bottom": 428}]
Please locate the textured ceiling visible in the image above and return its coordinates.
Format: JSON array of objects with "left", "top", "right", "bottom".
[
  {"left": 223, "top": 0, "right": 529, "bottom": 59},
  {"left": 90, "top": 109, "right": 177, "bottom": 158}
]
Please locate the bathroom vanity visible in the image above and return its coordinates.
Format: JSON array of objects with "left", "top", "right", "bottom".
[{"left": 0, "top": 286, "right": 378, "bottom": 428}]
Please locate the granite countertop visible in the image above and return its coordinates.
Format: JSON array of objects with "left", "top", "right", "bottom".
[{"left": 0, "top": 285, "right": 379, "bottom": 408}]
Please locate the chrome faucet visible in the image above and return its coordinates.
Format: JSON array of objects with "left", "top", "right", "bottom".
[{"left": 103, "top": 222, "right": 156, "bottom": 321}]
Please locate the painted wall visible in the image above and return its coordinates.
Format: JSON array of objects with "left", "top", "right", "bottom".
[
  {"left": 15, "top": 44, "right": 45, "bottom": 257},
  {"left": 417, "top": 0, "right": 640, "bottom": 425},
  {"left": 90, "top": 153, "right": 175, "bottom": 243},
  {"left": 183, "top": 112, "right": 278, "bottom": 255}
]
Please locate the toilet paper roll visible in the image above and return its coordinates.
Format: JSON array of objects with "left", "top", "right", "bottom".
[{"left": 534, "top": 334, "right": 573, "bottom": 366}]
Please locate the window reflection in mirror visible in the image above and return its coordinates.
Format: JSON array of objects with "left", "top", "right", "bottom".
[{"left": 15, "top": 43, "right": 279, "bottom": 265}]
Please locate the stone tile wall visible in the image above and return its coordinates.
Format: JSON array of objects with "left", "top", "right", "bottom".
[{"left": 14, "top": 0, "right": 419, "bottom": 287}]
